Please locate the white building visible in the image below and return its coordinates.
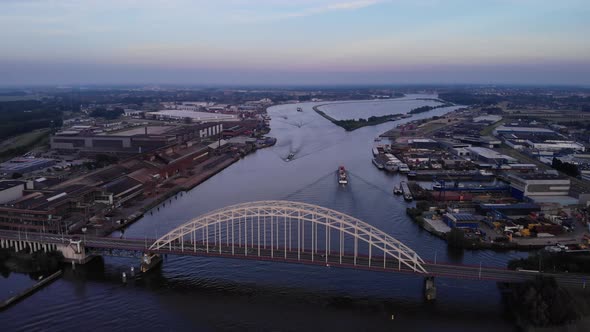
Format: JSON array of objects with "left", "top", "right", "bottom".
[
  {"left": 525, "top": 140, "right": 585, "bottom": 152},
  {"left": 0, "top": 180, "right": 26, "bottom": 204},
  {"left": 147, "top": 110, "right": 237, "bottom": 123}
]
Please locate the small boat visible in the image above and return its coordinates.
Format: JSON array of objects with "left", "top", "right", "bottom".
[
  {"left": 338, "top": 166, "right": 348, "bottom": 185},
  {"left": 393, "top": 185, "right": 402, "bottom": 195},
  {"left": 297, "top": 107, "right": 303, "bottom": 112},
  {"left": 374, "top": 137, "right": 382, "bottom": 142},
  {"left": 286, "top": 153, "right": 295, "bottom": 161},
  {"left": 407, "top": 171, "right": 417, "bottom": 178},
  {"left": 372, "top": 158, "right": 384, "bottom": 170}
]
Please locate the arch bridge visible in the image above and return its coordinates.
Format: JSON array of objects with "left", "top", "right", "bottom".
[{"left": 150, "top": 200, "right": 427, "bottom": 274}]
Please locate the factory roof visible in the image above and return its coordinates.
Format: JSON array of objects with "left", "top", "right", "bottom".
[
  {"left": 494, "top": 126, "right": 555, "bottom": 134},
  {"left": 148, "top": 110, "right": 236, "bottom": 121}
]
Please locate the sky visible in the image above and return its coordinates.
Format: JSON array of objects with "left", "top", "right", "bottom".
[{"left": 0, "top": 0, "right": 589, "bottom": 86}]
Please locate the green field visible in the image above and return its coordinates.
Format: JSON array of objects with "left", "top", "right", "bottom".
[
  {"left": 0, "top": 129, "right": 51, "bottom": 160},
  {"left": 480, "top": 119, "right": 505, "bottom": 136}
]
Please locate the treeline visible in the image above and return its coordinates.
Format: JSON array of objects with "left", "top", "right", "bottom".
[
  {"left": 408, "top": 103, "right": 453, "bottom": 114},
  {"left": 332, "top": 114, "right": 403, "bottom": 131},
  {"left": 552, "top": 157, "right": 579, "bottom": 177},
  {"left": 501, "top": 276, "right": 579, "bottom": 328},
  {"left": 509, "top": 253, "right": 590, "bottom": 273},
  {"left": 89, "top": 107, "right": 124, "bottom": 119},
  {"left": 0, "top": 130, "right": 49, "bottom": 160},
  {"left": 0, "top": 100, "right": 63, "bottom": 141},
  {"left": 439, "top": 91, "right": 590, "bottom": 110},
  {"left": 438, "top": 92, "right": 502, "bottom": 105}
]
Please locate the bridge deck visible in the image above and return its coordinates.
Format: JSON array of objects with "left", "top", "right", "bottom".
[{"left": 1, "top": 230, "right": 588, "bottom": 287}]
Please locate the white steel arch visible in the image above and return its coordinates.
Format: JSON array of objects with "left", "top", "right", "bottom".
[{"left": 150, "top": 200, "right": 427, "bottom": 273}]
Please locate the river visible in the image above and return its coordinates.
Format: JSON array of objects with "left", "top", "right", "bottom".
[{"left": 1, "top": 94, "right": 525, "bottom": 331}]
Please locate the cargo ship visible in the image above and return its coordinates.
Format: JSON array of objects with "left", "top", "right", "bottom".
[
  {"left": 401, "top": 181, "right": 413, "bottom": 201},
  {"left": 338, "top": 166, "right": 348, "bottom": 184}
]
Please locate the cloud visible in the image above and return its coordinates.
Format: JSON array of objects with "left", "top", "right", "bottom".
[{"left": 285, "top": 0, "right": 383, "bottom": 17}]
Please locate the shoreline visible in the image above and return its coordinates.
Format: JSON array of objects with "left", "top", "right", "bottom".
[{"left": 406, "top": 208, "right": 547, "bottom": 251}]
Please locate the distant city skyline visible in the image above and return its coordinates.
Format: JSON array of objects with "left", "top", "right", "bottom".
[{"left": 1, "top": 0, "right": 589, "bottom": 86}]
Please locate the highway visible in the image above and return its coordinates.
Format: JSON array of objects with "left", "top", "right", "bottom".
[{"left": 1, "top": 230, "right": 589, "bottom": 287}]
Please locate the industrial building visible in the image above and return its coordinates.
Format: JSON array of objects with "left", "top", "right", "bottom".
[
  {"left": 0, "top": 158, "right": 56, "bottom": 176},
  {"left": 0, "top": 180, "right": 28, "bottom": 204},
  {"left": 147, "top": 110, "right": 236, "bottom": 122},
  {"left": 50, "top": 123, "right": 222, "bottom": 155},
  {"left": 524, "top": 139, "right": 585, "bottom": 152},
  {"left": 408, "top": 138, "right": 440, "bottom": 150},
  {"left": 0, "top": 184, "right": 96, "bottom": 232},
  {"left": 493, "top": 126, "right": 556, "bottom": 136},
  {"left": 466, "top": 147, "right": 517, "bottom": 164},
  {"left": 444, "top": 213, "right": 480, "bottom": 229},
  {"left": 508, "top": 173, "right": 571, "bottom": 199}
]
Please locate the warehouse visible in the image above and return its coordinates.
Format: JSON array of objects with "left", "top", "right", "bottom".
[{"left": 0, "top": 158, "right": 56, "bottom": 176}]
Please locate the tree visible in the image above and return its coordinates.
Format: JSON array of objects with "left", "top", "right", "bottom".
[
  {"left": 552, "top": 158, "right": 579, "bottom": 177},
  {"left": 447, "top": 228, "right": 465, "bottom": 248}
]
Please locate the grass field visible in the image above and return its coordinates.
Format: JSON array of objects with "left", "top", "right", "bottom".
[
  {"left": 480, "top": 119, "right": 505, "bottom": 136},
  {"left": 0, "top": 129, "right": 51, "bottom": 161}
]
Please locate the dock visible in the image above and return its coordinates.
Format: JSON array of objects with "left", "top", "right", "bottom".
[{"left": 0, "top": 270, "right": 62, "bottom": 311}]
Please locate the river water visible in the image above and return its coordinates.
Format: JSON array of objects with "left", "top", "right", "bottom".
[{"left": 2, "top": 95, "right": 525, "bottom": 331}]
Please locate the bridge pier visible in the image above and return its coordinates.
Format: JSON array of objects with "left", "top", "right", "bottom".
[
  {"left": 140, "top": 253, "right": 162, "bottom": 273},
  {"left": 424, "top": 276, "right": 437, "bottom": 301}
]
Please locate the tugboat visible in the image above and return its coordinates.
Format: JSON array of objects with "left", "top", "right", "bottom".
[
  {"left": 393, "top": 185, "right": 402, "bottom": 195},
  {"left": 338, "top": 166, "right": 348, "bottom": 185},
  {"left": 286, "top": 153, "right": 295, "bottom": 162},
  {"left": 297, "top": 107, "right": 303, "bottom": 112}
]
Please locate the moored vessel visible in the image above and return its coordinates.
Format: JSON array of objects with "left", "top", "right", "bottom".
[
  {"left": 401, "top": 181, "right": 413, "bottom": 201},
  {"left": 372, "top": 158, "right": 384, "bottom": 170}
]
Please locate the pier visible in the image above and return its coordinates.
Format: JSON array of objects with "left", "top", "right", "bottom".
[{"left": 0, "top": 270, "right": 62, "bottom": 311}]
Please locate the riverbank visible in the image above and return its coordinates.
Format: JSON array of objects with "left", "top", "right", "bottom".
[
  {"left": 406, "top": 207, "right": 545, "bottom": 251},
  {"left": 105, "top": 153, "right": 242, "bottom": 235}
]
